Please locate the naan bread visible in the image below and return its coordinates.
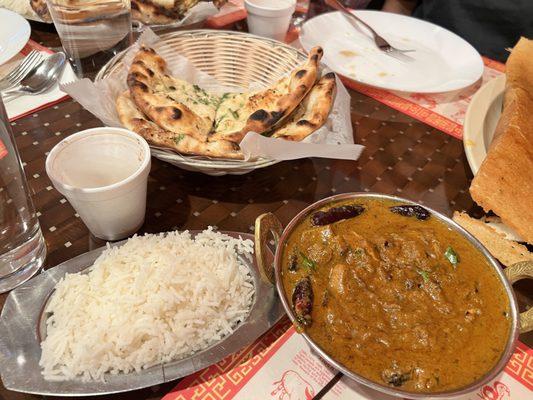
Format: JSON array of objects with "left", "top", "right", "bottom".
[
  {"left": 210, "top": 47, "right": 324, "bottom": 143},
  {"left": 131, "top": 0, "right": 226, "bottom": 24},
  {"left": 116, "top": 91, "right": 243, "bottom": 159},
  {"left": 30, "top": 0, "right": 52, "bottom": 22},
  {"left": 131, "top": 0, "right": 194, "bottom": 25},
  {"left": 271, "top": 72, "right": 336, "bottom": 141},
  {"left": 127, "top": 46, "right": 218, "bottom": 143}
]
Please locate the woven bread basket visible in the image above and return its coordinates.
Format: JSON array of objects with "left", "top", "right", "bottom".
[{"left": 96, "top": 30, "right": 309, "bottom": 176}]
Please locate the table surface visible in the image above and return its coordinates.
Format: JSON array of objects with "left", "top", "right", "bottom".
[{"left": 1, "top": 19, "right": 532, "bottom": 400}]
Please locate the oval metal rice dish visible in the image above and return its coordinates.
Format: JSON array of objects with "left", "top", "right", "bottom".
[{"left": 0, "top": 231, "right": 283, "bottom": 396}]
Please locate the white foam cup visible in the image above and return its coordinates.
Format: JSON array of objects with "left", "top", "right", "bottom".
[
  {"left": 245, "top": 0, "right": 296, "bottom": 41},
  {"left": 46, "top": 127, "right": 151, "bottom": 241}
]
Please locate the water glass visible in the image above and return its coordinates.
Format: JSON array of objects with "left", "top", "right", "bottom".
[
  {"left": 292, "top": 0, "right": 310, "bottom": 28},
  {"left": 45, "top": 0, "right": 132, "bottom": 78},
  {"left": 0, "top": 99, "right": 46, "bottom": 293}
]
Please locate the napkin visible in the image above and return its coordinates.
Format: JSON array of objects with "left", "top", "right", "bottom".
[
  {"left": 1, "top": 41, "right": 77, "bottom": 121},
  {"left": 61, "top": 29, "right": 364, "bottom": 162}
]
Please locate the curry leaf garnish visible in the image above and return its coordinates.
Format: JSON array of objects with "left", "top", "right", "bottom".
[
  {"left": 444, "top": 246, "right": 459, "bottom": 268},
  {"left": 230, "top": 109, "right": 239, "bottom": 119},
  {"left": 416, "top": 269, "right": 430, "bottom": 283},
  {"left": 299, "top": 252, "right": 317, "bottom": 272}
]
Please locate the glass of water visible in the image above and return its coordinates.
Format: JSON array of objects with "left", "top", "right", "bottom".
[
  {"left": 0, "top": 98, "right": 46, "bottom": 293},
  {"left": 45, "top": 0, "right": 133, "bottom": 78},
  {"left": 292, "top": 0, "right": 310, "bottom": 28}
]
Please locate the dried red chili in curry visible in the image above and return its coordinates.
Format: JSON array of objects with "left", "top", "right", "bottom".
[{"left": 281, "top": 198, "right": 511, "bottom": 393}]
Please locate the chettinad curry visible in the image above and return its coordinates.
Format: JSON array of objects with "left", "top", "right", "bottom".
[{"left": 281, "top": 198, "right": 511, "bottom": 393}]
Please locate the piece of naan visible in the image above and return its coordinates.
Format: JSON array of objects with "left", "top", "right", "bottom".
[
  {"left": 131, "top": 0, "right": 227, "bottom": 25},
  {"left": 210, "top": 47, "right": 324, "bottom": 143},
  {"left": 271, "top": 72, "right": 336, "bottom": 141},
  {"left": 127, "top": 46, "right": 219, "bottom": 143},
  {"left": 116, "top": 91, "right": 243, "bottom": 159}
]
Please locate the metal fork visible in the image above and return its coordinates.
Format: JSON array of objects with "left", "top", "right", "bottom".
[
  {"left": 325, "top": 0, "right": 415, "bottom": 60},
  {"left": 0, "top": 51, "right": 45, "bottom": 91}
]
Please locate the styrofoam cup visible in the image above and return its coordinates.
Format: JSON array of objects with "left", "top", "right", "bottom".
[
  {"left": 46, "top": 127, "right": 151, "bottom": 241},
  {"left": 245, "top": 0, "right": 296, "bottom": 41}
]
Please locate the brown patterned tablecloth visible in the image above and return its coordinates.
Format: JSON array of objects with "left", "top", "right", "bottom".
[{"left": 0, "top": 23, "right": 531, "bottom": 400}]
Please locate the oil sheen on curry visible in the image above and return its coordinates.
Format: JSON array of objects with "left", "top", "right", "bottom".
[{"left": 281, "top": 199, "right": 510, "bottom": 393}]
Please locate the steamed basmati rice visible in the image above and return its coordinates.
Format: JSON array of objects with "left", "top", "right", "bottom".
[{"left": 39, "top": 228, "right": 255, "bottom": 381}]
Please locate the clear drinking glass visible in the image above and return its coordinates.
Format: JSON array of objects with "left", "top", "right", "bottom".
[
  {"left": 45, "top": 0, "right": 132, "bottom": 78},
  {"left": 292, "top": 0, "right": 310, "bottom": 27},
  {"left": 0, "top": 99, "right": 46, "bottom": 293}
]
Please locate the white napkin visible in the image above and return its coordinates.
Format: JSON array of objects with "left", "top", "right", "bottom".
[{"left": 1, "top": 46, "right": 77, "bottom": 120}]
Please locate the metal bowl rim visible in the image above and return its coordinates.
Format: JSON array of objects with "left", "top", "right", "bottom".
[{"left": 273, "top": 192, "right": 520, "bottom": 399}]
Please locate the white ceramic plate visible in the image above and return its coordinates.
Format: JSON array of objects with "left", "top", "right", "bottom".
[
  {"left": 0, "top": 9, "right": 31, "bottom": 66},
  {"left": 300, "top": 10, "right": 483, "bottom": 93},
  {"left": 463, "top": 74, "right": 505, "bottom": 174}
]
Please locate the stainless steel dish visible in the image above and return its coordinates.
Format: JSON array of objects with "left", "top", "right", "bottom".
[
  {"left": 254, "top": 192, "right": 533, "bottom": 399},
  {"left": 0, "top": 231, "right": 284, "bottom": 396}
]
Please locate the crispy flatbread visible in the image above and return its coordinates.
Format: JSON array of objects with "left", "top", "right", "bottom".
[
  {"left": 493, "top": 38, "right": 533, "bottom": 142},
  {"left": 127, "top": 46, "right": 218, "bottom": 143},
  {"left": 453, "top": 212, "right": 532, "bottom": 267},
  {"left": 469, "top": 86, "right": 533, "bottom": 243},
  {"left": 470, "top": 38, "right": 533, "bottom": 243},
  {"left": 210, "top": 47, "right": 324, "bottom": 143},
  {"left": 505, "top": 37, "right": 533, "bottom": 96},
  {"left": 116, "top": 91, "right": 243, "bottom": 159},
  {"left": 271, "top": 72, "right": 336, "bottom": 141}
]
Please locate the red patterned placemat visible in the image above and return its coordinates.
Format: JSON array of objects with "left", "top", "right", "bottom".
[{"left": 164, "top": 321, "right": 532, "bottom": 400}]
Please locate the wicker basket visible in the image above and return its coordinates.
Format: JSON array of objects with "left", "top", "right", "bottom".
[{"left": 96, "top": 30, "right": 308, "bottom": 175}]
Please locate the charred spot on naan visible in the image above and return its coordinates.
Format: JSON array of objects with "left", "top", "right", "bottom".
[{"left": 272, "top": 72, "right": 337, "bottom": 142}]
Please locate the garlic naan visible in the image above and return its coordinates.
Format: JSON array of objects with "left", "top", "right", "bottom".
[{"left": 210, "top": 47, "right": 324, "bottom": 143}]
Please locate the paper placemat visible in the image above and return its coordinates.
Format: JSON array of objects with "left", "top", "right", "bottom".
[
  {"left": 1, "top": 40, "right": 76, "bottom": 122},
  {"left": 340, "top": 57, "right": 505, "bottom": 140},
  {"left": 164, "top": 319, "right": 531, "bottom": 400}
]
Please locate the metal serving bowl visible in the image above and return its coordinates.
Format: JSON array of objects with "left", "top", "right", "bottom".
[{"left": 254, "top": 192, "right": 533, "bottom": 399}]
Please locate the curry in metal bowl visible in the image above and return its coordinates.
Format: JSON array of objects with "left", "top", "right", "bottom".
[{"left": 252, "top": 194, "right": 532, "bottom": 396}]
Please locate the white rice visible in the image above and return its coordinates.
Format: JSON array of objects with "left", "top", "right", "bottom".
[{"left": 39, "top": 228, "right": 255, "bottom": 381}]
